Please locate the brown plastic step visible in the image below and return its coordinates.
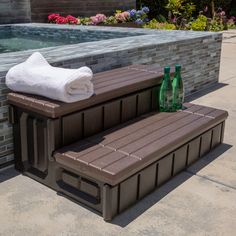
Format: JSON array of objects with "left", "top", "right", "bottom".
[
  {"left": 7, "top": 65, "right": 169, "bottom": 118},
  {"left": 54, "top": 104, "right": 228, "bottom": 186}
]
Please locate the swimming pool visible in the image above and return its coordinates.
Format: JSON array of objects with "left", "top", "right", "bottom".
[{"left": 0, "top": 25, "right": 142, "bottom": 53}]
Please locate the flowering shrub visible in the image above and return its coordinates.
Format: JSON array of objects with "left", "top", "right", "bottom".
[
  {"left": 115, "top": 11, "right": 130, "bottom": 23},
  {"left": 190, "top": 15, "right": 208, "bottom": 31},
  {"left": 227, "top": 16, "right": 236, "bottom": 29},
  {"left": 48, "top": 13, "right": 79, "bottom": 24},
  {"left": 67, "top": 15, "right": 79, "bottom": 24},
  {"left": 48, "top": 13, "right": 60, "bottom": 23},
  {"left": 55, "top": 16, "right": 68, "bottom": 24},
  {"left": 90, "top": 14, "right": 107, "bottom": 25},
  {"left": 166, "top": 0, "right": 196, "bottom": 30},
  {"left": 47, "top": 3, "right": 235, "bottom": 32},
  {"left": 47, "top": 7, "right": 149, "bottom": 26},
  {"left": 128, "top": 7, "right": 150, "bottom": 25}
]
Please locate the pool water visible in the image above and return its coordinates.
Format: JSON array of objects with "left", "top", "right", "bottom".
[
  {"left": 0, "top": 37, "right": 69, "bottom": 53},
  {"left": 0, "top": 26, "right": 142, "bottom": 54}
]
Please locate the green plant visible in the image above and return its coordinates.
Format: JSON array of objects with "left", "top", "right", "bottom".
[
  {"left": 227, "top": 17, "right": 236, "bottom": 29},
  {"left": 104, "top": 16, "right": 118, "bottom": 25},
  {"left": 144, "top": 19, "right": 176, "bottom": 30},
  {"left": 227, "top": 21, "right": 236, "bottom": 29},
  {"left": 191, "top": 14, "right": 207, "bottom": 31},
  {"left": 165, "top": 0, "right": 196, "bottom": 29},
  {"left": 166, "top": 0, "right": 183, "bottom": 17},
  {"left": 157, "top": 14, "right": 167, "bottom": 23},
  {"left": 208, "top": 17, "right": 224, "bottom": 31},
  {"left": 80, "top": 17, "right": 91, "bottom": 25}
]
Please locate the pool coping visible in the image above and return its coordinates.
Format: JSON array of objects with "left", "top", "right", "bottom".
[{"left": 0, "top": 23, "right": 222, "bottom": 73}]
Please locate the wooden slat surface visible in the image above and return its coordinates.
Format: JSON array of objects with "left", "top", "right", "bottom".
[
  {"left": 7, "top": 65, "right": 166, "bottom": 118},
  {"left": 112, "top": 114, "right": 201, "bottom": 155},
  {"left": 54, "top": 104, "right": 228, "bottom": 185}
]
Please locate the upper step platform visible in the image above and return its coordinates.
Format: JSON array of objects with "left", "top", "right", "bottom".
[{"left": 8, "top": 65, "right": 171, "bottom": 118}]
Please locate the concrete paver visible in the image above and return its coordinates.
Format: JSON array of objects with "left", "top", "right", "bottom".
[
  {"left": 1, "top": 169, "right": 236, "bottom": 236},
  {"left": 0, "top": 31, "right": 236, "bottom": 236},
  {"left": 187, "top": 31, "right": 236, "bottom": 192}
]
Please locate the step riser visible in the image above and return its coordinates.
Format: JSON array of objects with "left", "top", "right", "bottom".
[{"left": 103, "top": 121, "right": 225, "bottom": 220}]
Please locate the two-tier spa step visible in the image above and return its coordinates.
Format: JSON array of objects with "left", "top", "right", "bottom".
[{"left": 7, "top": 64, "right": 228, "bottom": 221}]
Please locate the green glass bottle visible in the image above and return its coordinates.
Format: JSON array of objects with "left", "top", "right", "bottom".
[
  {"left": 159, "top": 66, "right": 173, "bottom": 112},
  {"left": 172, "top": 64, "right": 184, "bottom": 110}
]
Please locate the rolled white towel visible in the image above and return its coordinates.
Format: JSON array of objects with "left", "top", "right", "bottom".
[{"left": 6, "top": 52, "right": 94, "bottom": 103}]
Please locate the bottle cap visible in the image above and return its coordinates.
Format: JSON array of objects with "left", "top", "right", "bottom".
[
  {"left": 175, "top": 64, "right": 181, "bottom": 71},
  {"left": 164, "top": 66, "right": 170, "bottom": 73}
]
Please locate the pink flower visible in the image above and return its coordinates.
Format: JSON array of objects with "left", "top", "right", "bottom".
[
  {"left": 203, "top": 6, "right": 208, "bottom": 13},
  {"left": 231, "top": 16, "right": 236, "bottom": 21},
  {"left": 90, "top": 16, "right": 99, "bottom": 25},
  {"left": 90, "top": 14, "right": 107, "bottom": 25},
  {"left": 220, "top": 11, "right": 225, "bottom": 16},
  {"left": 48, "top": 13, "right": 60, "bottom": 23},
  {"left": 171, "top": 17, "right": 177, "bottom": 23},
  {"left": 66, "top": 15, "right": 78, "bottom": 24},
  {"left": 55, "top": 16, "right": 68, "bottom": 24},
  {"left": 122, "top": 11, "right": 130, "bottom": 19},
  {"left": 95, "top": 14, "right": 107, "bottom": 22},
  {"left": 115, "top": 11, "right": 130, "bottom": 23},
  {"left": 115, "top": 13, "right": 126, "bottom": 22}
]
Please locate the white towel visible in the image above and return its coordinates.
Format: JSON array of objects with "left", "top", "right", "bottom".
[{"left": 6, "top": 52, "right": 94, "bottom": 103}]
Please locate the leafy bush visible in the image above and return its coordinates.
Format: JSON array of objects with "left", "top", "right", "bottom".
[
  {"left": 165, "top": 0, "right": 196, "bottom": 29},
  {"left": 104, "top": 16, "right": 118, "bottom": 25},
  {"left": 80, "top": 17, "right": 91, "bottom": 25},
  {"left": 208, "top": 10, "right": 226, "bottom": 31},
  {"left": 144, "top": 19, "right": 176, "bottom": 30},
  {"left": 208, "top": 18, "right": 224, "bottom": 31},
  {"left": 227, "top": 16, "right": 236, "bottom": 29},
  {"left": 191, "top": 15, "right": 207, "bottom": 31}
]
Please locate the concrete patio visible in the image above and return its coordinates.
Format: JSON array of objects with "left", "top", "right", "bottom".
[{"left": 0, "top": 30, "right": 236, "bottom": 236}]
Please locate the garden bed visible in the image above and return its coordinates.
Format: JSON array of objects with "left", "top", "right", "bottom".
[{"left": 47, "top": 3, "right": 236, "bottom": 32}]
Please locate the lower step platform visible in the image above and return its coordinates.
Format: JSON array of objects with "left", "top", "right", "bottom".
[{"left": 53, "top": 103, "right": 228, "bottom": 220}]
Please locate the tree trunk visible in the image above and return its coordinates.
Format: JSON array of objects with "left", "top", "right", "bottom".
[{"left": 211, "top": 0, "right": 215, "bottom": 18}]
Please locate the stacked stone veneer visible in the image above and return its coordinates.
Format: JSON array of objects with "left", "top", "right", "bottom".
[{"left": 0, "top": 24, "right": 222, "bottom": 167}]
